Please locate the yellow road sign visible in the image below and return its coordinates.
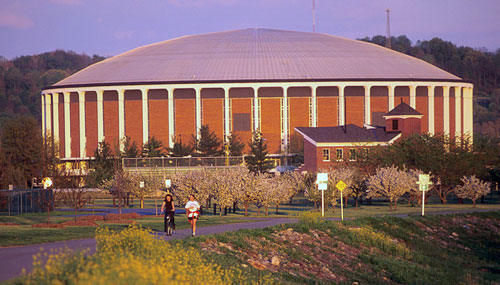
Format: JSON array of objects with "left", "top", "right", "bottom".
[{"left": 336, "top": 180, "right": 347, "bottom": 192}]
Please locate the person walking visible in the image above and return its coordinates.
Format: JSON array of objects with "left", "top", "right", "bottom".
[
  {"left": 161, "top": 194, "right": 175, "bottom": 236},
  {"left": 185, "top": 194, "right": 200, "bottom": 237}
]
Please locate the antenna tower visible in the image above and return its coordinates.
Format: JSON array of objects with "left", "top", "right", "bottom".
[
  {"left": 312, "top": 0, "right": 316, "bottom": 32},
  {"left": 386, "top": 9, "right": 391, "bottom": 49}
]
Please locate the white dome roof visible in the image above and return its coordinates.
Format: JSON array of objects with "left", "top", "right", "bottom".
[{"left": 51, "top": 28, "right": 461, "bottom": 88}]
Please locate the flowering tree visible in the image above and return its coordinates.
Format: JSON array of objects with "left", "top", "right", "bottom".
[
  {"left": 170, "top": 170, "right": 212, "bottom": 211},
  {"left": 304, "top": 173, "right": 322, "bottom": 210},
  {"left": 210, "top": 169, "right": 239, "bottom": 216},
  {"left": 280, "top": 172, "right": 305, "bottom": 204},
  {"left": 328, "top": 167, "right": 358, "bottom": 207},
  {"left": 366, "top": 166, "right": 413, "bottom": 211},
  {"left": 453, "top": 176, "right": 491, "bottom": 207},
  {"left": 233, "top": 169, "right": 259, "bottom": 216},
  {"left": 267, "top": 176, "right": 292, "bottom": 215}
]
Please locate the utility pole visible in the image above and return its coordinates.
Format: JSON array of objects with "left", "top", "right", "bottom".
[
  {"left": 386, "top": 9, "right": 391, "bottom": 49},
  {"left": 312, "top": 0, "right": 316, "bottom": 32}
]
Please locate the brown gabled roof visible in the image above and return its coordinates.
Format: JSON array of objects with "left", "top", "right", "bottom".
[
  {"left": 384, "top": 102, "right": 422, "bottom": 117},
  {"left": 295, "top": 124, "right": 400, "bottom": 144}
]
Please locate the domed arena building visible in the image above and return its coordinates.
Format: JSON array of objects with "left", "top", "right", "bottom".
[{"left": 41, "top": 28, "right": 473, "bottom": 160}]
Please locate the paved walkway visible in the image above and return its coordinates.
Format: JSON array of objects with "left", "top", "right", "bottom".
[{"left": 0, "top": 217, "right": 294, "bottom": 282}]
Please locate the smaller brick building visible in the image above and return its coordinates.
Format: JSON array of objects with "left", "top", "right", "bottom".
[{"left": 295, "top": 102, "right": 422, "bottom": 172}]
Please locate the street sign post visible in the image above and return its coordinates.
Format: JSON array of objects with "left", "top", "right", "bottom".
[
  {"left": 416, "top": 174, "right": 432, "bottom": 216},
  {"left": 336, "top": 180, "right": 347, "bottom": 221},
  {"left": 316, "top": 173, "right": 328, "bottom": 217}
]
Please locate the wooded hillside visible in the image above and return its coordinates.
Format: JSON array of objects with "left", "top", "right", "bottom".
[{"left": 0, "top": 50, "right": 104, "bottom": 125}]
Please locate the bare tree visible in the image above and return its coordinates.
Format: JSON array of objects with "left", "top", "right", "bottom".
[
  {"left": 102, "top": 166, "right": 135, "bottom": 216},
  {"left": 60, "top": 188, "right": 91, "bottom": 221}
]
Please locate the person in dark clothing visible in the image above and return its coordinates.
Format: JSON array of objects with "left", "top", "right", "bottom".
[{"left": 161, "top": 194, "right": 175, "bottom": 235}]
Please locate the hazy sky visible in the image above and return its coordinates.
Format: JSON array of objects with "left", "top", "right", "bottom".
[{"left": 1, "top": 0, "right": 499, "bottom": 59}]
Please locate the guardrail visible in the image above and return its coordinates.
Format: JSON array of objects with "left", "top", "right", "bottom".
[{"left": 122, "top": 156, "right": 246, "bottom": 168}]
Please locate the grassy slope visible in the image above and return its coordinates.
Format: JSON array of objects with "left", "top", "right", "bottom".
[{"left": 173, "top": 211, "right": 500, "bottom": 284}]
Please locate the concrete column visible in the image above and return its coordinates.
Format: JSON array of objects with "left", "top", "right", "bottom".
[
  {"left": 41, "top": 94, "right": 46, "bottom": 137},
  {"left": 253, "top": 87, "right": 259, "bottom": 130},
  {"left": 64, "top": 92, "right": 71, "bottom": 158},
  {"left": 311, "top": 86, "right": 317, "bottom": 127},
  {"left": 78, "top": 91, "right": 86, "bottom": 157},
  {"left": 97, "top": 90, "right": 104, "bottom": 143},
  {"left": 338, "top": 86, "right": 345, "bottom": 126},
  {"left": 52, "top": 93, "right": 60, "bottom": 147},
  {"left": 428, "top": 86, "right": 435, "bottom": 134},
  {"left": 455, "top": 87, "right": 462, "bottom": 138},
  {"left": 118, "top": 89, "right": 125, "bottom": 151},
  {"left": 195, "top": 87, "right": 201, "bottom": 140},
  {"left": 388, "top": 85, "right": 395, "bottom": 110},
  {"left": 223, "top": 87, "right": 230, "bottom": 142},
  {"left": 364, "top": 85, "right": 370, "bottom": 125},
  {"left": 463, "top": 86, "right": 473, "bottom": 138},
  {"left": 443, "top": 86, "right": 450, "bottom": 136},
  {"left": 141, "top": 88, "right": 149, "bottom": 145},
  {"left": 45, "top": 93, "right": 52, "bottom": 136},
  {"left": 283, "top": 88, "right": 289, "bottom": 152},
  {"left": 168, "top": 88, "right": 174, "bottom": 148},
  {"left": 409, "top": 85, "right": 416, "bottom": 108}
]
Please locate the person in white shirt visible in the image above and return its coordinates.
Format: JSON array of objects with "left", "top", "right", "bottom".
[{"left": 184, "top": 194, "right": 200, "bottom": 237}]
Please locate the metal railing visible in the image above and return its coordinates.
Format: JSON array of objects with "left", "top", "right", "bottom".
[
  {"left": 0, "top": 189, "right": 53, "bottom": 215},
  {"left": 122, "top": 156, "right": 246, "bottom": 168}
]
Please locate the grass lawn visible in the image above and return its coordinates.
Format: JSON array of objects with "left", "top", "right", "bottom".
[
  {"left": 1, "top": 192, "right": 498, "bottom": 247},
  {"left": 0, "top": 213, "right": 262, "bottom": 247}
]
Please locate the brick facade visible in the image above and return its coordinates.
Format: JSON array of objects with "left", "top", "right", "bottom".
[
  {"left": 148, "top": 89, "right": 169, "bottom": 147},
  {"left": 58, "top": 95, "right": 65, "bottom": 157},
  {"left": 70, "top": 92, "right": 80, "bottom": 157},
  {"left": 260, "top": 97, "right": 282, "bottom": 153},
  {"left": 103, "top": 91, "right": 119, "bottom": 149},
  {"left": 85, "top": 91, "right": 98, "bottom": 156},
  {"left": 124, "top": 90, "right": 143, "bottom": 147}
]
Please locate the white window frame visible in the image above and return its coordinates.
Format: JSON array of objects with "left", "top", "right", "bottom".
[
  {"left": 336, "top": 148, "right": 343, "bottom": 161},
  {"left": 322, "top": 148, "right": 330, "bottom": 161}
]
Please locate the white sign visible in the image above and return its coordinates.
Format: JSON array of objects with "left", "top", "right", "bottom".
[
  {"left": 316, "top": 173, "right": 328, "bottom": 184},
  {"left": 139, "top": 181, "right": 145, "bottom": 188},
  {"left": 417, "top": 174, "right": 432, "bottom": 192},
  {"left": 165, "top": 179, "right": 171, "bottom": 188},
  {"left": 416, "top": 173, "right": 433, "bottom": 216},
  {"left": 316, "top": 173, "right": 328, "bottom": 218}
]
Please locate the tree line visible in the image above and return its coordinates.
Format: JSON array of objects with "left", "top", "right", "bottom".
[{"left": 0, "top": 50, "right": 104, "bottom": 125}]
